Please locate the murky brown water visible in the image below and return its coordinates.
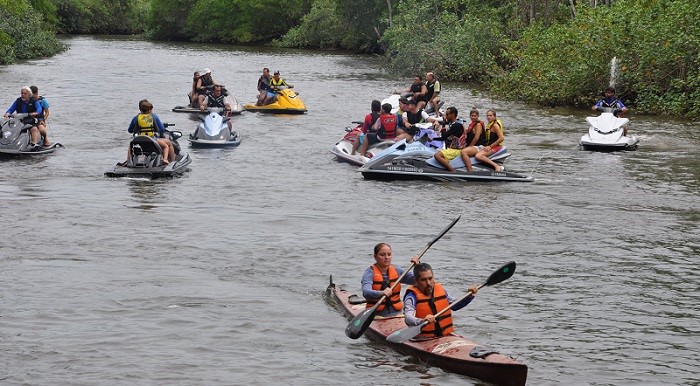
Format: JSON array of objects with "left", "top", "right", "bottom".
[{"left": 0, "top": 36, "right": 698, "bottom": 385}]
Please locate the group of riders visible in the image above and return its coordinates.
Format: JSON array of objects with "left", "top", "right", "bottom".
[
  {"left": 3, "top": 86, "right": 51, "bottom": 149},
  {"left": 188, "top": 68, "right": 233, "bottom": 113},
  {"left": 255, "top": 68, "right": 293, "bottom": 106},
  {"left": 350, "top": 73, "right": 630, "bottom": 173},
  {"left": 349, "top": 72, "right": 507, "bottom": 172}
]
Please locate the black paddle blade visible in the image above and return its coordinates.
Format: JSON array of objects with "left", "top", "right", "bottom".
[
  {"left": 484, "top": 261, "right": 516, "bottom": 287},
  {"left": 345, "top": 307, "right": 376, "bottom": 339}
]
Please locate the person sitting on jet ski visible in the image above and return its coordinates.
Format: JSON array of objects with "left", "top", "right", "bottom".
[
  {"left": 126, "top": 99, "right": 175, "bottom": 165},
  {"left": 196, "top": 68, "right": 217, "bottom": 107},
  {"left": 431, "top": 106, "right": 467, "bottom": 173},
  {"left": 4, "top": 86, "right": 43, "bottom": 148},
  {"left": 357, "top": 102, "right": 398, "bottom": 157},
  {"left": 350, "top": 99, "right": 381, "bottom": 156},
  {"left": 266, "top": 70, "right": 294, "bottom": 104},
  {"left": 202, "top": 85, "right": 233, "bottom": 117},
  {"left": 592, "top": 86, "right": 629, "bottom": 135},
  {"left": 256, "top": 67, "right": 275, "bottom": 106},
  {"left": 400, "top": 99, "right": 440, "bottom": 140},
  {"left": 394, "top": 75, "right": 427, "bottom": 107}
]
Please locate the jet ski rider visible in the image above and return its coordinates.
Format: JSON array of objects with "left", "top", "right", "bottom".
[{"left": 125, "top": 99, "right": 175, "bottom": 165}]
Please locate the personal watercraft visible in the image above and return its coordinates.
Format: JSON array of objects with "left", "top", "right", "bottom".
[
  {"left": 579, "top": 108, "right": 638, "bottom": 151},
  {"left": 172, "top": 88, "right": 243, "bottom": 115},
  {"left": 331, "top": 121, "right": 445, "bottom": 167},
  {"left": 243, "top": 88, "right": 306, "bottom": 114},
  {"left": 358, "top": 140, "right": 533, "bottom": 182},
  {"left": 331, "top": 123, "right": 395, "bottom": 166},
  {"left": 0, "top": 114, "right": 63, "bottom": 156},
  {"left": 188, "top": 110, "right": 241, "bottom": 148},
  {"left": 105, "top": 127, "right": 191, "bottom": 178}
]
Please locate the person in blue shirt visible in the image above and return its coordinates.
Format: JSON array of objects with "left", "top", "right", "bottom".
[
  {"left": 593, "top": 86, "right": 629, "bottom": 135},
  {"left": 4, "top": 86, "right": 43, "bottom": 146},
  {"left": 125, "top": 99, "right": 174, "bottom": 165},
  {"left": 361, "top": 243, "right": 421, "bottom": 317},
  {"left": 30, "top": 85, "right": 51, "bottom": 146}
]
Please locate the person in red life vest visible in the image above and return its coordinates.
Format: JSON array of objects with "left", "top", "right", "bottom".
[
  {"left": 351, "top": 99, "right": 381, "bottom": 156},
  {"left": 361, "top": 243, "right": 421, "bottom": 317},
  {"left": 458, "top": 108, "right": 486, "bottom": 172},
  {"left": 357, "top": 103, "right": 397, "bottom": 157},
  {"left": 403, "top": 263, "right": 479, "bottom": 339}
]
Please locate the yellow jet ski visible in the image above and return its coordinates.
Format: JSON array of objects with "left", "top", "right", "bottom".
[{"left": 244, "top": 88, "right": 307, "bottom": 114}]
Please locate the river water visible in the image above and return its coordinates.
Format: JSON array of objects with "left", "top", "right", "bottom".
[{"left": 1, "top": 36, "right": 698, "bottom": 385}]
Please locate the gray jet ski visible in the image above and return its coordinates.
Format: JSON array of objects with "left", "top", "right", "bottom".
[
  {"left": 358, "top": 140, "right": 533, "bottom": 182},
  {"left": 188, "top": 110, "right": 241, "bottom": 148},
  {"left": 0, "top": 114, "right": 63, "bottom": 156},
  {"left": 105, "top": 128, "right": 192, "bottom": 179},
  {"left": 172, "top": 88, "right": 243, "bottom": 115}
]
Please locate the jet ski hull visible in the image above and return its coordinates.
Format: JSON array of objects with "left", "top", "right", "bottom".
[
  {"left": 579, "top": 112, "right": 639, "bottom": 151},
  {"left": 331, "top": 125, "right": 394, "bottom": 166},
  {"left": 104, "top": 153, "right": 192, "bottom": 179},
  {"left": 244, "top": 89, "right": 307, "bottom": 114},
  {"left": 0, "top": 114, "right": 63, "bottom": 157},
  {"left": 188, "top": 134, "right": 241, "bottom": 148},
  {"left": 188, "top": 112, "right": 241, "bottom": 148},
  {"left": 358, "top": 140, "right": 533, "bottom": 182},
  {"left": 172, "top": 105, "right": 243, "bottom": 115},
  {"left": 105, "top": 132, "right": 192, "bottom": 179}
]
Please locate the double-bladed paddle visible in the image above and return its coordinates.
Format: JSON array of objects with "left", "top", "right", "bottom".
[
  {"left": 386, "top": 261, "right": 516, "bottom": 344},
  {"left": 344, "top": 216, "right": 461, "bottom": 339}
]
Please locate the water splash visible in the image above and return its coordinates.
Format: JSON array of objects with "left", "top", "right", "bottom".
[{"left": 609, "top": 57, "right": 619, "bottom": 88}]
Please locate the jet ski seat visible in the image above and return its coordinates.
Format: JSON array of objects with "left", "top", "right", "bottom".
[{"left": 129, "top": 136, "right": 164, "bottom": 167}]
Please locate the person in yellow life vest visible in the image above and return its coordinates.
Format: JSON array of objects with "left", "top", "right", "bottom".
[
  {"left": 474, "top": 109, "right": 505, "bottom": 172},
  {"left": 361, "top": 243, "right": 421, "bottom": 317},
  {"left": 403, "top": 263, "right": 479, "bottom": 339},
  {"left": 125, "top": 99, "right": 174, "bottom": 165},
  {"left": 266, "top": 70, "right": 293, "bottom": 105}
]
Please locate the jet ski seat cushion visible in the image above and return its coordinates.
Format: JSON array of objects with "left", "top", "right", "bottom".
[{"left": 129, "top": 136, "right": 164, "bottom": 167}]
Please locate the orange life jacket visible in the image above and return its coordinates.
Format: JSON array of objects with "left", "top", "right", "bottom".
[
  {"left": 406, "top": 283, "right": 453, "bottom": 337},
  {"left": 366, "top": 265, "right": 403, "bottom": 312}
]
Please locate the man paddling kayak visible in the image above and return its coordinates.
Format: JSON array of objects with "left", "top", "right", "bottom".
[{"left": 403, "top": 263, "right": 479, "bottom": 338}]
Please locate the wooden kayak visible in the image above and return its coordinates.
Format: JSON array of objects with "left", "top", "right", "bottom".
[{"left": 327, "top": 277, "right": 528, "bottom": 386}]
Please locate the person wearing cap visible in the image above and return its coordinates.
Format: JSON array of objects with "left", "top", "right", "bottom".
[
  {"left": 400, "top": 99, "right": 440, "bottom": 141},
  {"left": 196, "top": 68, "right": 217, "bottom": 107}
]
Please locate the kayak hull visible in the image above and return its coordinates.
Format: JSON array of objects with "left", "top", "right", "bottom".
[{"left": 328, "top": 280, "right": 527, "bottom": 386}]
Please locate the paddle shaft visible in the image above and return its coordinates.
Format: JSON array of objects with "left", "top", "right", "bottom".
[
  {"left": 368, "top": 215, "right": 461, "bottom": 311},
  {"left": 345, "top": 216, "right": 461, "bottom": 339}
]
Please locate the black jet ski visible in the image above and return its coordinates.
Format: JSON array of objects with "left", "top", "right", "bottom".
[
  {"left": 0, "top": 114, "right": 63, "bottom": 156},
  {"left": 105, "top": 128, "right": 192, "bottom": 179},
  {"left": 189, "top": 110, "right": 241, "bottom": 148},
  {"left": 358, "top": 140, "right": 533, "bottom": 182}
]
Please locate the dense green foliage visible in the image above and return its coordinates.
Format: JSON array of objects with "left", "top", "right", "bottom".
[
  {"left": 51, "top": 0, "right": 148, "bottom": 34},
  {"left": 0, "top": 0, "right": 64, "bottom": 64},
  {"left": 494, "top": 0, "right": 700, "bottom": 117},
  {"left": 2, "top": 0, "right": 698, "bottom": 117},
  {"left": 149, "top": 0, "right": 311, "bottom": 43}
]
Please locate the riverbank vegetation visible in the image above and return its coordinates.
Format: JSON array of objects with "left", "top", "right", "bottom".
[{"left": 2, "top": 0, "right": 697, "bottom": 117}]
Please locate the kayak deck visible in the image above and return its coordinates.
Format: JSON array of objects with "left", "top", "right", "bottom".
[{"left": 328, "top": 280, "right": 527, "bottom": 386}]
